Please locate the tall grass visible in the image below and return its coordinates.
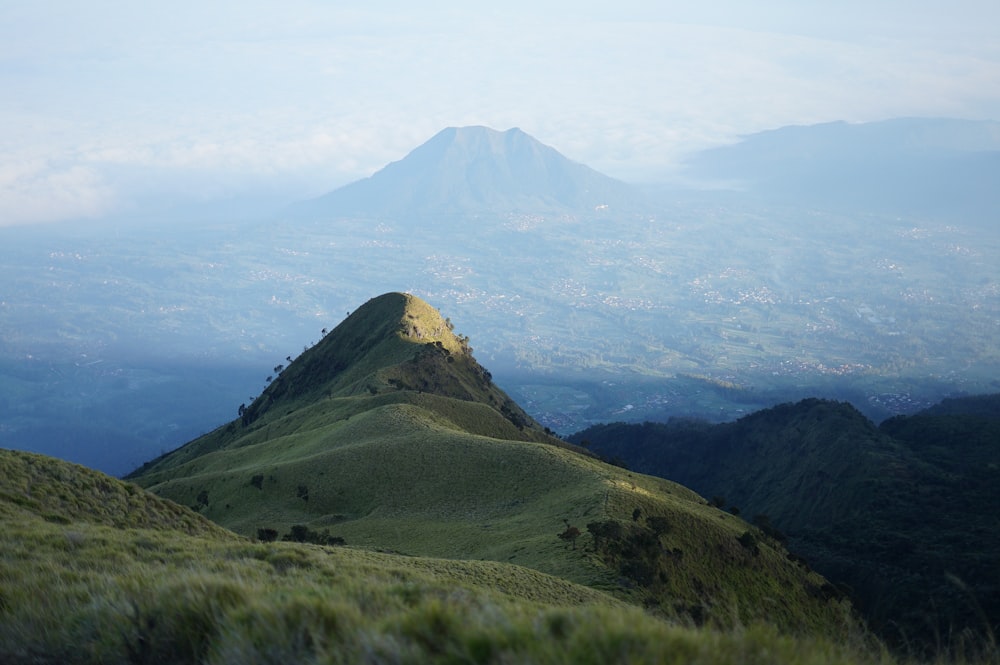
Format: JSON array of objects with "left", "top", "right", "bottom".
[{"left": 0, "top": 512, "right": 892, "bottom": 665}]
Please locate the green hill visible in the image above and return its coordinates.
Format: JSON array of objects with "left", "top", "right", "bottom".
[
  {"left": 573, "top": 397, "right": 1000, "bottom": 653},
  {"left": 1, "top": 447, "right": 889, "bottom": 664},
  {"left": 0, "top": 448, "right": 231, "bottom": 537},
  {"left": 127, "top": 293, "right": 855, "bottom": 637}
]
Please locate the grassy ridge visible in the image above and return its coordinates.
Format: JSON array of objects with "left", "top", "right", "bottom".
[
  {"left": 126, "top": 293, "right": 864, "bottom": 636},
  {"left": 1, "top": 449, "right": 888, "bottom": 664},
  {"left": 133, "top": 393, "right": 856, "bottom": 634}
]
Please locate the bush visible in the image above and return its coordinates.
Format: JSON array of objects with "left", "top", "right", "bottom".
[
  {"left": 281, "top": 525, "right": 345, "bottom": 546},
  {"left": 737, "top": 531, "right": 759, "bottom": 555}
]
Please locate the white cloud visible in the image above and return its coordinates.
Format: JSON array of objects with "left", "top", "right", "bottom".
[{"left": 0, "top": 159, "right": 116, "bottom": 227}]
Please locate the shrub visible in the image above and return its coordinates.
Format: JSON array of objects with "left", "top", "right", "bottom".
[
  {"left": 737, "top": 531, "right": 760, "bottom": 555},
  {"left": 256, "top": 528, "right": 278, "bottom": 542},
  {"left": 281, "top": 525, "right": 345, "bottom": 546}
]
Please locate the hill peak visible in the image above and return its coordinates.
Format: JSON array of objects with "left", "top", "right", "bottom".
[
  {"left": 128, "top": 292, "right": 559, "bottom": 478},
  {"left": 229, "top": 292, "right": 544, "bottom": 436},
  {"left": 297, "top": 126, "right": 642, "bottom": 218}
]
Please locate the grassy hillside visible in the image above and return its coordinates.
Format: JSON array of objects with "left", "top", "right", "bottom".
[
  {"left": 128, "top": 293, "right": 858, "bottom": 637},
  {"left": 0, "top": 449, "right": 893, "bottom": 665},
  {"left": 573, "top": 397, "right": 1000, "bottom": 654},
  {"left": 0, "top": 448, "right": 231, "bottom": 537}
]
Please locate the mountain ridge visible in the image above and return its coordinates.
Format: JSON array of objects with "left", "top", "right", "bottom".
[
  {"left": 129, "top": 292, "right": 560, "bottom": 478},
  {"left": 126, "top": 293, "right": 854, "bottom": 635}
]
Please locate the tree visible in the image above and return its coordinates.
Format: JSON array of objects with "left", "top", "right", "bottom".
[
  {"left": 587, "top": 520, "right": 623, "bottom": 550},
  {"left": 286, "top": 524, "right": 310, "bottom": 543},
  {"left": 558, "top": 524, "right": 582, "bottom": 549}
]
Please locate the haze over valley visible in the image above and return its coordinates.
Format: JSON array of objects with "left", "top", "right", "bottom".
[{"left": 2, "top": 120, "right": 998, "bottom": 474}]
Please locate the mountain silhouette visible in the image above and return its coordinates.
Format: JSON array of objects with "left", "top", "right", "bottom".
[
  {"left": 297, "top": 126, "right": 643, "bottom": 218},
  {"left": 683, "top": 117, "right": 1000, "bottom": 223}
]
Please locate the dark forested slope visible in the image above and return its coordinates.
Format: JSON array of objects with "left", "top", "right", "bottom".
[{"left": 571, "top": 396, "right": 1000, "bottom": 651}]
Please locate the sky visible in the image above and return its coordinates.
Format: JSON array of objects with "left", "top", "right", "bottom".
[{"left": 1, "top": 1, "right": 998, "bottom": 227}]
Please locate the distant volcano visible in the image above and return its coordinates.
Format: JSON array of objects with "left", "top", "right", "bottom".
[{"left": 297, "top": 126, "right": 643, "bottom": 218}]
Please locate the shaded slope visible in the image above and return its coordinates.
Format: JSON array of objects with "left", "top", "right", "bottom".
[
  {"left": 573, "top": 397, "right": 1000, "bottom": 650},
  {"left": 128, "top": 294, "right": 854, "bottom": 636},
  {"left": 0, "top": 448, "right": 231, "bottom": 537},
  {"left": 297, "top": 126, "right": 643, "bottom": 218}
]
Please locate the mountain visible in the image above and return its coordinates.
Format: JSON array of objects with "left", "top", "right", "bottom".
[
  {"left": 295, "top": 126, "right": 644, "bottom": 218},
  {"left": 572, "top": 397, "right": 1000, "bottom": 652},
  {"left": 127, "top": 292, "right": 856, "bottom": 637},
  {"left": 683, "top": 117, "right": 1000, "bottom": 223}
]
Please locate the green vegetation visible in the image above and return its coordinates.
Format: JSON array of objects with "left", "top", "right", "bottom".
[
  {"left": 1, "top": 447, "right": 895, "bottom": 665},
  {"left": 2, "top": 290, "right": 997, "bottom": 663},
  {"left": 125, "top": 294, "right": 856, "bottom": 638},
  {"left": 0, "top": 448, "right": 231, "bottom": 537},
  {"left": 573, "top": 396, "right": 1000, "bottom": 655}
]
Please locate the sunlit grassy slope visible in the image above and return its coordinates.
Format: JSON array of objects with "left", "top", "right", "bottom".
[
  {"left": 2, "top": 448, "right": 893, "bottom": 664},
  {"left": 127, "top": 293, "right": 857, "bottom": 637}
]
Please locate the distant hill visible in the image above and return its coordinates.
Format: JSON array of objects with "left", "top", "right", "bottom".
[
  {"left": 914, "top": 393, "right": 1000, "bottom": 418},
  {"left": 572, "top": 396, "right": 1000, "bottom": 652},
  {"left": 683, "top": 117, "right": 1000, "bottom": 223},
  {"left": 127, "top": 293, "right": 854, "bottom": 636},
  {"left": 294, "top": 126, "right": 644, "bottom": 218}
]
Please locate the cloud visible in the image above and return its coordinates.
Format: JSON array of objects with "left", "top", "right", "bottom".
[{"left": 0, "top": 159, "right": 116, "bottom": 227}]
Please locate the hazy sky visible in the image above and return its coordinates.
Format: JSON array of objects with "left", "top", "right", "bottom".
[{"left": 2, "top": 1, "right": 998, "bottom": 226}]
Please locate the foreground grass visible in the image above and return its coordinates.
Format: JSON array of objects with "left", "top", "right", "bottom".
[
  {"left": 0, "top": 512, "right": 892, "bottom": 665},
  {"left": 3, "top": 450, "right": 993, "bottom": 665}
]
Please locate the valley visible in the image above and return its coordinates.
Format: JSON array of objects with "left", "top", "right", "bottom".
[{"left": 3, "top": 189, "right": 996, "bottom": 470}]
